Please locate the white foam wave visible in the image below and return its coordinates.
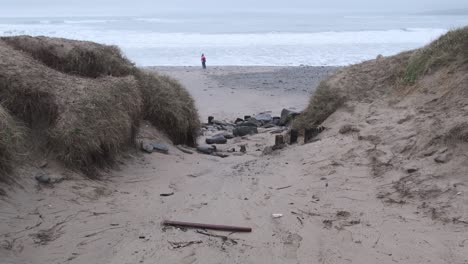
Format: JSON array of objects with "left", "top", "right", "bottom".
[{"left": 0, "top": 25, "right": 448, "bottom": 66}]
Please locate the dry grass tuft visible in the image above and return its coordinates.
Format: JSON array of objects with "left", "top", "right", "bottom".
[
  {"left": 0, "top": 36, "right": 200, "bottom": 176},
  {"left": 1, "top": 36, "right": 136, "bottom": 78},
  {"left": 0, "top": 40, "right": 142, "bottom": 176},
  {"left": 404, "top": 26, "right": 468, "bottom": 84},
  {"left": 293, "top": 81, "right": 344, "bottom": 130},
  {"left": 0, "top": 106, "right": 24, "bottom": 181},
  {"left": 136, "top": 71, "right": 200, "bottom": 146},
  {"left": 445, "top": 123, "right": 468, "bottom": 144}
]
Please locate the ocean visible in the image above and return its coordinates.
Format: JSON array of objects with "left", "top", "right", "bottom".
[{"left": 0, "top": 11, "right": 467, "bottom": 66}]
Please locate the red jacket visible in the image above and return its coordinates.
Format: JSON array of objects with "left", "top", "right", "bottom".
[{"left": 201, "top": 55, "right": 206, "bottom": 62}]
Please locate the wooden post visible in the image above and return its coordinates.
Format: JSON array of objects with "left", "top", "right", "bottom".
[
  {"left": 290, "top": 129, "right": 298, "bottom": 144},
  {"left": 275, "top": 135, "right": 284, "bottom": 146}
]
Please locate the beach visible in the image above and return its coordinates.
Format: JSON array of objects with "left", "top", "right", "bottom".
[
  {"left": 2, "top": 61, "right": 467, "bottom": 264},
  {"left": 150, "top": 66, "right": 338, "bottom": 121}
]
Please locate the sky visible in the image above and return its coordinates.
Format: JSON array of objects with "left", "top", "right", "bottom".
[{"left": 1, "top": 0, "right": 468, "bottom": 16}]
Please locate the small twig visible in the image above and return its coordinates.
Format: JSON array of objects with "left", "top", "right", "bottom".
[
  {"left": 373, "top": 232, "right": 381, "bottom": 248},
  {"left": 168, "top": 240, "right": 202, "bottom": 249},
  {"left": 298, "top": 209, "right": 320, "bottom": 217},
  {"left": 195, "top": 230, "right": 238, "bottom": 245},
  {"left": 160, "top": 192, "right": 174, "bottom": 197},
  {"left": 296, "top": 217, "right": 304, "bottom": 226},
  {"left": 276, "top": 185, "right": 292, "bottom": 190},
  {"left": 83, "top": 227, "right": 122, "bottom": 238}
]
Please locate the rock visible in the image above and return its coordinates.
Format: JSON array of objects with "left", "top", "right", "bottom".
[
  {"left": 262, "top": 123, "right": 276, "bottom": 128},
  {"left": 255, "top": 112, "right": 273, "bottom": 123},
  {"left": 244, "top": 115, "right": 251, "bottom": 120},
  {"left": 272, "top": 117, "right": 281, "bottom": 125},
  {"left": 197, "top": 145, "right": 217, "bottom": 154},
  {"left": 239, "top": 118, "right": 261, "bottom": 127},
  {"left": 141, "top": 140, "right": 154, "bottom": 153},
  {"left": 208, "top": 116, "right": 214, "bottom": 124},
  {"left": 407, "top": 168, "right": 418, "bottom": 173},
  {"left": 234, "top": 118, "right": 244, "bottom": 124},
  {"left": 151, "top": 142, "right": 169, "bottom": 154},
  {"left": 206, "top": 135, "right": 227, "bottom": 144},
  {"left": 279, "top": 108, "right": 300, "bottom": 126},
  {"left": 339, "top": 124, "right": 360, "bottom": 134},
  {"left": 35, "top": 172, "right": 51, "bottom": 184},
  {"left": 214, "top": 131, "right": 234, "bottom": 139},
  {"left": 233, "top": 126, "right": 258, "bottom": 137}
]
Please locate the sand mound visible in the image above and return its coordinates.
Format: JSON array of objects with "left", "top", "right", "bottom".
[
  {"left": 0, "top": 106, "right": 24, "bottom": 181},
  {"left": 0, "top": 36, "right": 200, "bottom": 177},
  {"left": 0, "top": 40, "right": 142, "bottom": 175},
  {"left": 295, "top": 26, "right": 468, "bottom": 222},
  {"left": 137, "top": 71, "right": 200, "bottom": 146},
  {"left": 1, "top": 35, "right": 136, "bottom": 78}
]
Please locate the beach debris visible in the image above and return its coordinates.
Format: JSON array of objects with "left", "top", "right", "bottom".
[
  {"left": 336, "top": 211, "right": 351, "bottom": 218},
  {"left": 233, "top": 126, "right": 258, "bottom": 137},
  {"left": 139, "top": 235, "right": 146, "bottom": 239},
  {"left": 168, "top": 240, "right": 203, "bottom": 249},
  {"left": 323, "top": 219, "right": 333, "bottom": 229},
  {"left": 160, "top": 192, "right": 174, "bottom": 197},
  {"left": 276, "top": 185, "right": 292, "bottom": 190},
  {"left": 296, "top": 217, "right": 304, "bottom": 226},
  {"left": 206, "top": 135, "right": 227, "bottom": 144},
  {"left": 272, "top": 213, "right": 283, "bottom": 218},
  {"left": 162, "top": 220, "right": 252, "bottom": 232}
]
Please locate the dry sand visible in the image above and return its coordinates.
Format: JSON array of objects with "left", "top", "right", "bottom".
[{"left": 1, "top": 66, "right": 467, "bottom": 264}]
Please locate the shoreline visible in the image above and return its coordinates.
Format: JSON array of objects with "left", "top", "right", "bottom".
[{"left": 147, "top": 66, "right": 338, "bottom": 121}]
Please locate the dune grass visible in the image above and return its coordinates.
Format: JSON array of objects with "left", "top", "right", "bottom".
[
  {"left": 403, "top": 26, "right": 468, "bottom": 84},
  {"left": 0, "top": 106, "right": 24, "bottom": 181},
  {"left": 136, "top": 71, "right": 200, "bottom": 146},
  {"left": 1, "top": 36, "right": 136, "bottom": 78},
  {"left": 293, "top": 81, "right": 345, "bottom": 130},
  {"left": 0, "top": 36, "right": 201, "bottom": 177}
]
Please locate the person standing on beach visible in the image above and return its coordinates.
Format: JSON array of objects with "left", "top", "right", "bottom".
[{"left": 201, "top": 53, "right": 207, "bottom": 69}]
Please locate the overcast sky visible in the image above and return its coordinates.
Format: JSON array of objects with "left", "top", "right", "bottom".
[{"left": 2, "top": 0, "right": 468, "bottom": 16}]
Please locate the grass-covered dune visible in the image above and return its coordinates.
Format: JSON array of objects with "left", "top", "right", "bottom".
[
  {"left": 0, "top": 36, "right": 200, "bottom": 178},
  {"left": 294, "top": 26, "right": 468, "bottom": 130}
]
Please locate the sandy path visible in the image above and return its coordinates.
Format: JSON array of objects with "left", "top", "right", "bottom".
[{"left": 1, "top": 67, "right": 467, "bottom": 264}]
